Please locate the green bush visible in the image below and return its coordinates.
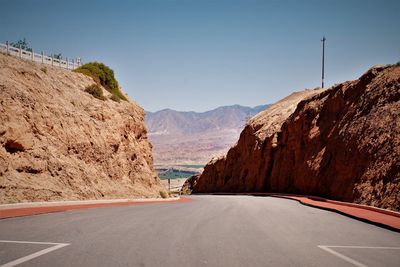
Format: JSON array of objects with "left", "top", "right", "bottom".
[
  {"left": 395, "top": 61, "right": 400, "bottom": 66},
  {"left": 110, "top": 94, "right": 121, "bottom": 103},
  {"left": 74, "top": 62, "right": 127, "bottom": 102},
  {"left": 85, "top": 84, "right": 106, "bottom": 100},
  {"left": 159, "top": 190, "right": 168, "bottom": 199},
  {"left": 10, "top": 38, "right": 32, "bottom": 52}
]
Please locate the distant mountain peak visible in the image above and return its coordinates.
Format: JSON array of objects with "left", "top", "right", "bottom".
[
  {"left": 146, "top": 104, "right": 269, "bottom": 115},
  {"left": 145, "top": 104, "right": 270, "bottom": 165}
]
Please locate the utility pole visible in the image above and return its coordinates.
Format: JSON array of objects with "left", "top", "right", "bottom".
[{"left": 321, "top": 36, "right": 326, "bottom": 88}]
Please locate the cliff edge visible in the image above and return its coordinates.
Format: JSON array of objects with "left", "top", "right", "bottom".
[
  {"left": 0, "top": 53, "right": 165, "bottom": 203},
  {"left": 194, "top": 65, "right": 400, "bottom": 211}
]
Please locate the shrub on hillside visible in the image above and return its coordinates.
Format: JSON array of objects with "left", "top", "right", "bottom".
[
  {"left": 74, "top": 62, "right": 127, "bottom": 102},
  {"left": 85, "top": 84, "right": 106, "bottom": 101},
  {"left": 110, "top": 94, "right": 121, "bottom": 103},
  {"left": 159, "top": 190, "right": 168, "bottom": 199}
]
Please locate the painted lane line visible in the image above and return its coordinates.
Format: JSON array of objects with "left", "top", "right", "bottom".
[
  {"left": 0, "top": 240, "right": 67, "bottom": 245},
  {"left": 318, "top": 245, "right": 400, "bottom": 267},
  {"left": 0, "top": 240, "right": 70, "bottom": 267},
  {"left": 320, "top": 245, "right": 400, "bottom": 249},
  {"left": 318, "top": 246, "right": 367, "bottom": 267}
]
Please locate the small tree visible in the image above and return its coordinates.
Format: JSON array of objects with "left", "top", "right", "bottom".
[
  {"left": 10, "top": 38, "right": 32, "bottom": 52},
  {"left": 51, "top": 53, "right": 63, "bottom": 60}
]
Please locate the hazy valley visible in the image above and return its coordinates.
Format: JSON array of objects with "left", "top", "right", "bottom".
[{"left": 146, "top": 104, "right": 269, "bottom": 167}]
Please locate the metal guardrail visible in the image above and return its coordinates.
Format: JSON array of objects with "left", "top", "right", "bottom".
[{"left": 0, "top": 41, "right": 82, "bottom": 70}]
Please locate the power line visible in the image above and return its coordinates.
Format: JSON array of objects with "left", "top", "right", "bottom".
[{"left": 321, "top": 36, "right": 326, "bottom": 88}]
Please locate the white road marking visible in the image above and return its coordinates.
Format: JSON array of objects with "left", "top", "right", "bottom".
[
  {"left": 0, "top": 240, "right": 70, "bottom": 267},
  {"left": 318, "top": 245, "right": 400, "bottom": 267}
]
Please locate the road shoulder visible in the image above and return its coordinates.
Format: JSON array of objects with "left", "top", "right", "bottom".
[{"left": 0, "top": 197, "right": 192, "bottom": 219}]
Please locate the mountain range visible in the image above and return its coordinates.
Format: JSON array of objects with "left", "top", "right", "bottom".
[{"left": 146, "top": 104, "right": 269, "bottom": 166}]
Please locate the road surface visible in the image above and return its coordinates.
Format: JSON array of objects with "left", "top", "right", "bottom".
[{"left": 1, "top": 195, "right": 399, "bottom": 267}]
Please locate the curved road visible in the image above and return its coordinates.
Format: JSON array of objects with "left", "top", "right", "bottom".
[{"left": 1, "top": 195, "right": 399, "bottom": 266}]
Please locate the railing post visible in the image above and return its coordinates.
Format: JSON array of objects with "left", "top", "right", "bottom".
[
  {"left": 19, "top": 46, "right": 22, "bottom": 58},
  {"left": 41, "top": 51, "right": 44, "bottom": 64},
  {"left": 59, "top": 57, "right": 61, "bottom": 67},
  {"left": 31, "top": 49, "right": 34, "bottom": 61},
  {"left": 66, "top": 57, "right": 68, "bottom": 69},
  {"left": 6, "top": 41, "right": 9, "bottom": 54},
  {"left": 51, "top": 55, "right": 53, "bottom": 66},
  {"left": 72, "top": 59, "right": 75, "bottom": 69}
]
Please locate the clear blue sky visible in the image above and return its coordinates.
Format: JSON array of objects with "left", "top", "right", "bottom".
[{"left": 1, "top": 0, "right": 399, "bottom": 112}]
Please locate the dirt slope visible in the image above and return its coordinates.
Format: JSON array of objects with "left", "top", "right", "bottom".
[
  {"left": 0, "top": 53, "right": 165, "bottom": 203},
  {"left": 194, "top": 65, "right": 400, "bottom": 211}
]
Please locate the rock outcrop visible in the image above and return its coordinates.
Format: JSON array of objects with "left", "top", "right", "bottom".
[
  {"left": 0, "top": 53, "right": 165, "bottom": 203},
  {"left": 180, "top": 174, "right": 200, "bottom": 195},
  {"left": 194, "top": 65, "right": 400, "bottom": 211}
]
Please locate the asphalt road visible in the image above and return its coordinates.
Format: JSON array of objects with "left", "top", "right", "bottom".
[{"left": 0, "top": 195, "right": 399, "bottom": 267}]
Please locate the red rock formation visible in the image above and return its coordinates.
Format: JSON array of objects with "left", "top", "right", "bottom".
[
  {"left": 181, "top": 174, "right": 200, "bottom": 194},
  {"left": 194, "top": 65, "right": 400, "bottom": 211}
]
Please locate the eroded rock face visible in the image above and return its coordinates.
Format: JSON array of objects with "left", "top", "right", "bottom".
[
  {"left": 194, "top": 65, "right": 400, "bottom": 211},
  {"left": 181, "top": 174, "right": 200, "bottom": 195},
  {"left": 0, "top": 54, "right": 164, "bottom": 203}
]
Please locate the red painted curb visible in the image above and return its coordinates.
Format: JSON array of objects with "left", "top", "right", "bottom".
[
  {"left": 268, "top": 193, "right": 400, "bottom": 218},
  {"left": 324, "top": 199, "right": 400, "bottom": 218},
  {"left": 0, "top": 197, "right": 192, "bottom": 219},
  {"left": 206, "top": 192, "right": 400, "bottom": 231},
  {"left": 273, "top": 195, "right": 400, "bottom": 231}
]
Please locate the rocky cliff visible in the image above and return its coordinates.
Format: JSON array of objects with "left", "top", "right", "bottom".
[
  {"left": 0, "top": 53, "right": 165, "bottom": 203},
  {"left": 194, "top": 65, "right": 400, "bottom": 211}
]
